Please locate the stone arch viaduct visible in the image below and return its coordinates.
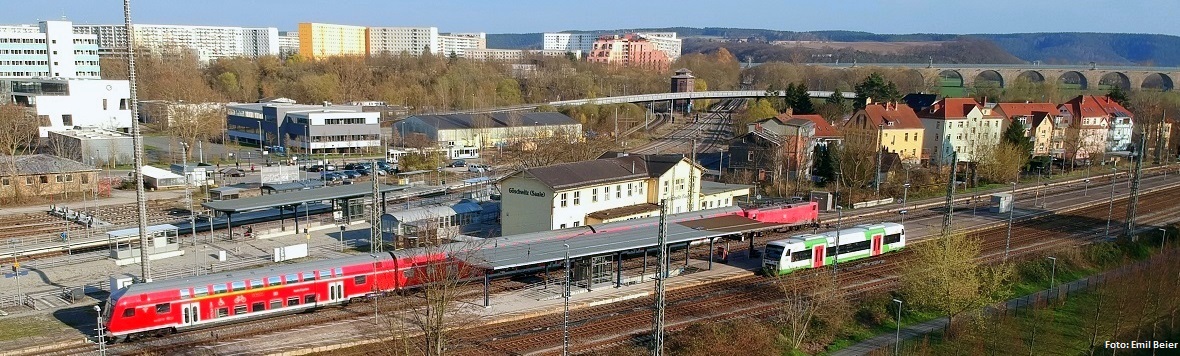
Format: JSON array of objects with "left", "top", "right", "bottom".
[{"left": 816, "top": 63, "right": 1179, "bottom": 91}]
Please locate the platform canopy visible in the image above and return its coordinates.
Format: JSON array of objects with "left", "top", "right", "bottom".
[
  {"left": 202, "top": 184, "right": 412, "bottom": 213},
  {"left": 463, "top": 214, "right": 781, "bottom": 270},
  {"left": 107, "top": 224, "right": 180, "bottom": 238}
]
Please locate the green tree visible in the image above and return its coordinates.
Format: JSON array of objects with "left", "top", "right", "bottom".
[
  {"left": 1001, "top": 120, "right": 1034, "bottom": 159},
  {"left": 1107, "top": 85, "right": 1130, "bottom": 106},
  {"left": 901, "top": 233, "right": 1013, "bottom": 336},
  {"left": 742, "top": 99, "right": 778, "bottom": 124},
  {"left": 788, "top": 82, "right": 814, "bottom": 114},
  {"left": 853, "top": 73, "right": 901, "bottom": 109},
  {"left": 812, "top": 145, "right": 836, "bottom": 186},
  {"left": 818, "top": 88, "right": 851, "bottom": 122},
  {"left": 766, "top": 84, "right": 788, "bottom": 113}
]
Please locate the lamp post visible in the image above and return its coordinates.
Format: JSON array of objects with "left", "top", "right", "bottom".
[
  {"left": 1106, "top": 168, "right": 1117, "bottom": 239},
  {"left": 900, "top": 182, "right": 910, "bottom": 224},
  {"left": 834, "top": 172, "right": 842, "bottom": 210},
  {"left": 94, "top": 305, "right": 107, "bottom": 356},
  {"left": 1005, "top": 181, "right": 1016, "bottom": 260},
  {"left": 562, "top": 243, "right": 571, "bottom": 356},
  {"left": 1160, "top": 228, "right": 1168, "bottom": 251},
  {"left": 834, "top": 206, "right": 843, "bottom": 274},
  {"left": 892, "top": 298, "right": 903, "bottom": 356},
  {"left": 1047, "top": 256, "right": 1057, "bottom": 292}
]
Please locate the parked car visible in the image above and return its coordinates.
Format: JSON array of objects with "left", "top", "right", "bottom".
[
  {"left": 344, "top": 163, "right": 363, "bottom": 170},
  {"left": 467, "top": 164, "right": 491, "bottom": 173},
  {"left": 324, "top": 164, "right": 337, "bottom": 171},
  {"left": 307, "top": 165, "right": 325, "bottom": 172},
  {"left": 447, "top": 159, "right": 467, "bottom": 168},
  {"left": 376, "top": 161, "right": 394, "bottom": 172},
  {"left": 322, "top": 172, "right": 344, "bottom": 181},
  {"left": 355, "top": 167, "right": 372, "bottom": 176},
  {"left": 340, "top": 170, "right": 361, "bottom": 179}
]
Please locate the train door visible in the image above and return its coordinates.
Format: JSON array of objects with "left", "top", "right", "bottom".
[
  {"left": 181, "top": 303, "right": 200, "bottom": 328},
  {"left": 812, "top": 245, "right": 825, "bottom": 268},
  {"left": 326, "top": 281, "right": 345, "bottom": 305},
  {"left": 871, "top": 234, "right": 883, "bottom": 256}
]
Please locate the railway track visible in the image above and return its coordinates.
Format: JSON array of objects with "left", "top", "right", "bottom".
[{"left": 630, "top": 99, "right": 738, "bottom": 155}]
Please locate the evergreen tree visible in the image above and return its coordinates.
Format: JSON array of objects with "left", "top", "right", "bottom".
[
  {"left": 1107, "top": 85, "right": 1129, "bottom": 106},
  {"left": 812, "top": 145, "right": 836, "bottom": 186},
  {"left": 1001, "top": 120, "right": 1034, "bottom": 158},
  {"left": 853, "top": 73, "right": 902, "bottom": 110},
  {"left": 788, "top": 82, "right": 814, "bottom": 114}
]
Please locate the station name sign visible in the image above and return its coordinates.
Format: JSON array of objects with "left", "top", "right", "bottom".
[{"left": 508, "top": 188, "right": 546, "bottom": 197}]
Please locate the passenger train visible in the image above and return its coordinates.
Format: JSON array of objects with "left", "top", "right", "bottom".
[
  {"left": 762, "top": 222, "right": 906, "bottom": 275},
  {"left": 100, "top": 203, "right": 819, "bottom": 341}
]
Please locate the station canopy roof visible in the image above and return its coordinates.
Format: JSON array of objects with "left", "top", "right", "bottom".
[
  {"left": 202, "top": 184, "right": 412, "bottom": 213},
  {"left": 107, "top": 224, "right": 180, "bottom": 238},
  {"left": 463, "top": 212, "right": 782, "bottom": 270}
]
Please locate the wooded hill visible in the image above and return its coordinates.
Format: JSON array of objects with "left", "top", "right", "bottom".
[{"left": 487, "top": 28, "right": 1180, "bottom": 66}]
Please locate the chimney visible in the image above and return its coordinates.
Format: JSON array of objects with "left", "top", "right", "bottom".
[
  {"left": 865, "top": 97, "right": 873, "bottom": 106},
  {"left": 631, "top": 161, "right": 636, "bottom": 174}
]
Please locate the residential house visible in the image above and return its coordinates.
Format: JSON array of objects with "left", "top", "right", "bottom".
[
  {"left": 918, "top": 98, "right": 1004, "bottom": 166},
  {"left": 1064, "top": 95, "right": 1134, "bottom": 153},
  {"left": 728, "top": 113, "right": 839, "bottom": 181},
  {"left": 846, "top": 102, "right": 925, "bottom": 164},
  {"left": 498, "top": 153, "right": 749, "bottom": 235},
  {"left": 1058, "top": 95, "right": 1116, "bottom": 163},
  {"left": 0, "top": 154, "right": 98, "bottom": 199},
  {"left": 994, "top": 102, "right": 1064, "bottom": 158}
]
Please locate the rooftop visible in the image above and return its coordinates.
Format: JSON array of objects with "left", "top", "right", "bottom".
[
  {"left": 48, "top": 127, "right": 132, "bottom": 140},
  {"left": 586, "top": 203, "right": 661, "bottom": 220},
  {"left": 859, "top": 103, "right": 924, "bottom": 129},
  {"left": 0, "top": 154, "right": 97, "bottom": 176},
  {"left": 518, "top": 155, "right": 649, "bottom": 191},
  {"left": 404, "top": 112, "right": 579, "bottom": 130},
  {"left": 203, "top": 184, "right": 414, "bottom": 213},
  {"left": 700, "top": 181, "right": 752, "bottom": 196}
]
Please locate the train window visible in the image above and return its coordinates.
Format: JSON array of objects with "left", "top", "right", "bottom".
[
  {"left": 179, "top": 289, "right": 190, "bottom": 299},
  {"left": 287, "top": 297, "right": 299, "bottom": 307},
  {"left": 302, "top": 272, "right": 315, "bottom": 282},
  {"left": 267, "top": 276, "right": 282, "bottom": 286},
  {"left": 217, "top": 308, "right": 228, "bottom": 318},
  {"left": 354, "top": 275, "right": 367, "bottom": 285},
  {"left": 764, "top": 245, "right": 784, "bottom": 262},
  {"left": 212, "top": 284, "right": 228, "bottom": 295},
  {"left": 155, "top": 303, "right": 170, "bottom": 314},
  {"left": 884, "top": 233, "right": 902, "bottom": 244},
  {"left": 234, "top": 305, "right": 247, "bottom": 315},
  {"left": 194, "top": 287, "right": 209, "bottom": 297},
  {"left": 790, "top": 250, "right": 811, "bottom": 261},
  {"left": 285, "top": 273, "right": 299, "bottom": 283},
  {"left": 122, "top": 308, "right": 134, "bottom": 317},
  {"left": 270, "top": 300, "right": 282, "bottom": 310},
  {"left": 304, "top": 294, "right": 316, "bottom": 304},
  {"left": 250, "top": 280, "right": 263, "bottom": 289},
  {"left": 231, "top": 281, "right": 246, "bottom": 292},
  {"left": 334, "top": 268, "right": 343, "bottom": 276},
  {"left": 252, "top": 302, "right": 265, "bottom": 312},
  {"left": 319, "top": 269, "right": 331, "bottom": 279}
]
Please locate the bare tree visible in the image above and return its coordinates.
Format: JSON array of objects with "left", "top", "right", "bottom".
[
  {"left": 0, "top": 105, "right": 38, "bottom": 203},
  {"left": 775, "top": 273, "right": 851, "bottom": 352},
  {"left": 168, "top": 105, "right": 224, "bottom": 160},
  {"left": 835, "top": 126, "right": 878, "bottom": 202}
]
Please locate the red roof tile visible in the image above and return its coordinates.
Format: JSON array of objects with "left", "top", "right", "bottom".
[
  {"left": 790, "top": 114, "right": 840, "bottom": 138},
  {"left": 860, "top": 103, "right": 924, "bottom": 129},
  {"left": 1060, "top": 95, "right": 1132, "bottom": 119},
  {"left": 921, "top": 97, "right": 982, "bottom": 119},
  {"left": 995, "top": 103, "right": 1060, "bottom": 121}
]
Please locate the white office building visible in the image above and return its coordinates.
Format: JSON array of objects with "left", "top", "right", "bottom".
[
  {"left": 278, "top": 31, "right": 299, "bottom": 56},
  {"left": 366, "top": 27, "right": 439, "bottom": 56},
  {"left": 226, "top": 102, "right": 382, "bottom": 154},
  {"left": 464, "top": 49, "right": 580, "bottom": 62},
  {"left": 73, "top": 24, "right": 279, "bottom": 62},
  {"left": 636, "top": 32, "right": 682, "bottom": 60},
  {"left": 543, "top": 32, "right": 598, "bottom": 54},
  {"left": 437, "top": 32, "right": 485, "bottom": 58},
  {"left": 1, "top": 78, "right": 133, "bottom": 137},
  {"left": 0, "top": 20, "right": 100, "bottom": 78}
]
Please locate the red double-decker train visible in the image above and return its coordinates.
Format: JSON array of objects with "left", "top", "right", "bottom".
[{"left": 100, "top": 202, "right": 818, "bottom": 341}]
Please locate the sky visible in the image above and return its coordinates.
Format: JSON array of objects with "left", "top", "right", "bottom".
[{"left": 4, "top": 0, "right": 1179, "bottom": 36}]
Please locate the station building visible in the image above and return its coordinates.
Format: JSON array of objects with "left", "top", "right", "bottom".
[
  {"left": 499, "top": 153, "right": 750, "bottom": 235},
  {"left": 396, "top": 112, "right": 582, "bottom": 150},
  {"left": 0, "top": 154, "right": 98, "bottom": 199}
]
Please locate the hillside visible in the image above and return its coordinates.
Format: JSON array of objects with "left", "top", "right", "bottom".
[{"left": 486, "top": 28, "right": 1180, "bottom": 66}]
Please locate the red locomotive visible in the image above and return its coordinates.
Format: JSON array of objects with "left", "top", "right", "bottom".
[{"left": 99, "top": 203, "right": 818, "bottom": 341}]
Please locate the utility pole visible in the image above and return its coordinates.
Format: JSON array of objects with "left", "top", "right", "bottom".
[
  {"left": 875, "top": 124, "right": 883, "bottom": 198},
  {"left": 124, "top": 0, "right": 151, "bottom": 283},
  {"left": 941, "top": 152, "right": 958, "bottom": 236},
  {"left": 563, "top": 243, "right": 571, "bottom": 356},
  {"left": 1124, "top": 134, "right": 1146, "bottom": 241},
  {"left": 370, "top": 159, "right": 382, "bottom": 253},
  {"left": 182, "top": 143, "right": 197, "bottom": 276},
  {"left": 651, "top": 199, "right": 669, "bottom": 356}
]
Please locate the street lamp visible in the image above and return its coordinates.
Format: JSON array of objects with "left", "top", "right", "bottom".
[
  {"left": 1160, "top": 228, "right": 1168, "bottom": 251},
  {"left": 834, "top": 206, "right": 843, "bottom": 274},
  {"left": 1005, "top": 182, "right": 1016, "bottom": 260},
  {"left": 94, "top": 305, "right": 107, "bottom": 356},
  {"left": 892, "top": 298, "right": 903, "bottom": 356},
  {"left": 1047, "top": 256, "right": 1057, "bottom": 292},
  {"left": 1106, "top": 168, "right": 1117, "bottom": 239}
]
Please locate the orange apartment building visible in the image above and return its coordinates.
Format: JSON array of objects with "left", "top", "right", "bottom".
[{"left": 586, "top": 34, "right": 670, "bottom": 71}]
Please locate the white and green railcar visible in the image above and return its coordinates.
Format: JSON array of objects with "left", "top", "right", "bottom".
[{"left": 762, "top": 222, "right": 906, "bottom": 275}]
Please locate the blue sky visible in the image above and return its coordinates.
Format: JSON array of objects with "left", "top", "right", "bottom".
[{"left": 6, "top": 0, "right": 1179, "bottom": 35}]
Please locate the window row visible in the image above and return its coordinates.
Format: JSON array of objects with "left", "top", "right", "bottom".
[
  {"left": 125, "top": 294, "right": 321, "bottom": 318},
  {"left": 0, "top": 38, "right": 45, "bottom": 43},
  {"left": 176, "top": 267, "right": 344, "bottom": 299},
  {"left": 558, "top": 182, "right": 643, "bottom": 207},
  {"left": 0, "top": 60, "right": 49, "bottom": 66},
  {"left": 1, "top": 173, "right": 89, "bottom": 186}
]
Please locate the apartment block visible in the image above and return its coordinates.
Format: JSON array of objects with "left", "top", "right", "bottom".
[
  {"left": 365, "top": 27, "right": 439, "bottom": 56},
  {"left": 73, "top": 23, "right": 279, "bottom": 62},
  {"left": 278, "top": 31, "right": 299, "bottom": 56},
  {"left": 543, "top": 32, "right": 597, "bottom": 53},
  {"left": 297, "top": 23, "right": 367, "bottom": 59},
  {"left": 0, "top": 20, "right": 99, "bottom": 78},
  {"left": 586, "top": 34, "right": 671, "bottom": 71}
]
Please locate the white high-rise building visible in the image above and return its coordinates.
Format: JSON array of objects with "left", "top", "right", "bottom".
[
  {"left": 0, "top": 77, "right": 133, "bottom": 137},
  {"left": 0, "top": 20, "right": 100, "bottom": 78},
  {"left": 543, "top": 32, "right": 597, "bottom": 54},
  {"left": 73, "top": 24, "right": 280, "bottom": 62},
  {"left": 437, "top": 32, "right": 485, "bottom": 57},
  {"left": 636, "top": 32, "right": 682, "bottom": 60},
  {"left": 278, "top": 31, "right": 299, "bottom": 56},
  {"left": 366, "top": 27, "right": 439, "bottom": 56}
]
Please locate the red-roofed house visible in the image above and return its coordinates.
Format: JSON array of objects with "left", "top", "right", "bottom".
[
  {"left": 1060, "top": 95, "right": 1134, "bottom": 153},
  {"left": 728, "top": 113, "right": 840, "bottom": 182},
  {"left": 919, "top": 98, "right": 1004, "bottom": 165},
  {"left": 995, "top": 102, "right": 1066, "bottom": 158},
  {"left": 846, "top": 102, "right": 925, "bottom": 163},
  {"left": 1058, "top": 95, "right": 1118, "bottom": 162}
]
